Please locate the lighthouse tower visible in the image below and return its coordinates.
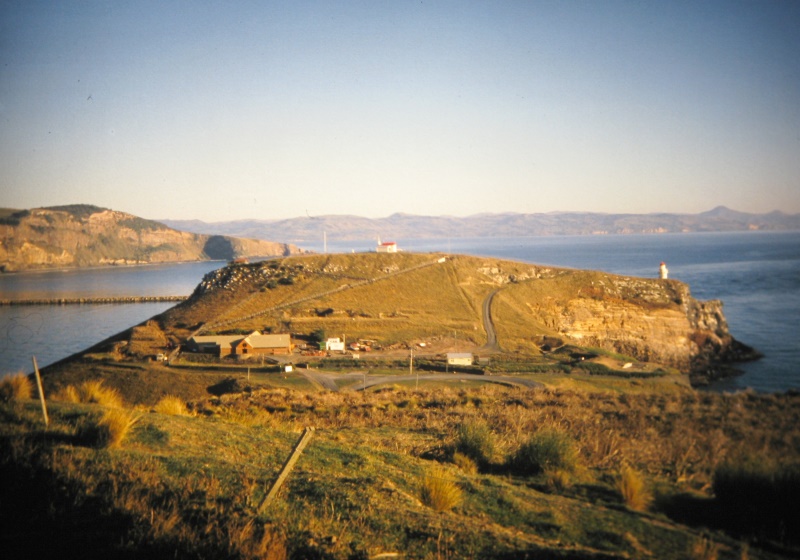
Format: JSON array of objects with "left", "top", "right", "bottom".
[{"left": 659, "top": 262, "right": 669, "bottom": 279}]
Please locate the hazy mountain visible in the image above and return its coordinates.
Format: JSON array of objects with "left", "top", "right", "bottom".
[{"left": 160, "top": 206, "right": 800, "bottom": 244}]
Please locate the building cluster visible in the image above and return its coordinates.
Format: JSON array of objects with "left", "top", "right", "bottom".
[{"left": 187, "top": 331, "right": 292, "bottom": 357}]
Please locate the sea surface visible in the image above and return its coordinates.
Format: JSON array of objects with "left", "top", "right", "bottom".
[{"left": 1, "top": 232, "right": 798, "bottom": 392}]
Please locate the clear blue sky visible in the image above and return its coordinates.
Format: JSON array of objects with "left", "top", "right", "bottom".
[{"left": 1, "top": 1, "right": 798, "bottom": 221}]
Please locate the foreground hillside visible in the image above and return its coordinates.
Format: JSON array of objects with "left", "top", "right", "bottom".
[
  {"left": 2, "top": 380, "right": 799, "bottom": 559},
  {"left": 0, "top": 204, "right": 301, "bottom": 272},
  {"left": 9, "top": 251, "right": 791, "bottom": 558}
]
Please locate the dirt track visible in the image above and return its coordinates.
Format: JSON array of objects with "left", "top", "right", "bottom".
[{"left": 299, "top": 370, "right": 543, "bottom": 391}]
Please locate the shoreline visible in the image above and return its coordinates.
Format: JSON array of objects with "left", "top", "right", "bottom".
[{"left": 0, "top": 295, "right": 188, "bottom": 306}]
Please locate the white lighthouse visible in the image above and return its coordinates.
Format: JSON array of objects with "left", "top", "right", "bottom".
[{"left": 659, "top": 262, "right": 669, "bottom": 279}]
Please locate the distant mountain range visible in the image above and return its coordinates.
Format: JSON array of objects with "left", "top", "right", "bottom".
[
  {"left": 160, "top": 206, "right": 800, "bottom": 245},
  {"left": 0, "top": 204, "right": 302, "bottom": 272}
]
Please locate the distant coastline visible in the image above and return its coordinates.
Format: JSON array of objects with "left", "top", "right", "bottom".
[{"left": 159, "top": 206, "right": 800, "bottom": 244}]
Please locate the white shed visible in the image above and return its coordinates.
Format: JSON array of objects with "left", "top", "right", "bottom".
[
  {"left": 326, "top": 337, "right": 345, "bottom": 352},
  {"left": 447, "top": 353, "right": 474, "bottom": 366}
]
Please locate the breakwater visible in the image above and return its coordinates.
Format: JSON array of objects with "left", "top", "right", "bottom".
[{"left": 0, "top": 295, "right": 188, "bottom": 306}]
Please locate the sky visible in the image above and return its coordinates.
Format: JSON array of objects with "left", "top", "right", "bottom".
[{"left": 1, "top": 1, "right": 799, "bottom": 222}]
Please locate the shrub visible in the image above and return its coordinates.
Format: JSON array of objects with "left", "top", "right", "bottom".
[
  {"left": 80, "top": 408, "right": 138, "bottom": 448},
  {"left": 615, "top": 465, "right": 651, "bottom": 511},
  {"left": 0, "top": 373, "right": 33, "bottom": 402},
  {"left": 154, "top": 395, "right": 190, "bottom": 416},
  {"left": 455, "top": 420, "right": 496, "bottom": 467},
  {"left": 509, "top": 429, "right": 580, "bottom": 475},
  {"left": 419, "top": 467, "right": 462, "bottom": 512}
]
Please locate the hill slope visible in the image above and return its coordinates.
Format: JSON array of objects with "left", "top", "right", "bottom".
[
  {"left": 0, "top": 204, "right": 302, "bottom": 272},
  {"left": 148, "top": 252, "right": 752, "bottom": 381}
]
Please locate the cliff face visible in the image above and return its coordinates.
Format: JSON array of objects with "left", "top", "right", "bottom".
[
  {"left": 491, "top": 269, "right": 758, "bottom": 381},
  {"left": 0, "top": 205, "right": 301, "bottom": 272}
]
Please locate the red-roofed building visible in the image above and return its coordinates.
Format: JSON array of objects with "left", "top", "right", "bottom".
[{"left": 376, "top": 241, "right": 398, "bottom": 253}]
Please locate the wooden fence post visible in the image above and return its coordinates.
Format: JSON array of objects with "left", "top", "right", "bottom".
[
  {"left": 32, "top": 356, "right": 49, "bottom": 427},
  {"left": 257, "top": 427, "right": 315, "bottom": 513}
]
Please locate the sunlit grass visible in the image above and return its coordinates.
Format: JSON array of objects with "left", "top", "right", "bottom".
[{"left": 0, "top": 373, "right": 33, "bottom": 402}]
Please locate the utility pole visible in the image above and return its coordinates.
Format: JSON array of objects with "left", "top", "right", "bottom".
[{"left": 411, "top": 346, "right": 416, "bottom": 389}]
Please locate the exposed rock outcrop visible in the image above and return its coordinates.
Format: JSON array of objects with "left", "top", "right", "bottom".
[
  {"left": 494, "top": 271, "right": 760, "bottom": 384},
  {"left": 0, "top": 204, "right": 303, "bottom": 272}
]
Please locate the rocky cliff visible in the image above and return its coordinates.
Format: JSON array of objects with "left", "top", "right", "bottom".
[
  {"left": 489, "top": 268, "right": 759, "bottom": 384},
  {"left": 0, "top": 205, "right": 302, "bottom": 272}
]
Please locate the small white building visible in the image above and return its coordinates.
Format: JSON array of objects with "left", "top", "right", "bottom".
[
  {"left": 376, "top": 241, "right": 398, "bottom": 253},
  {"left": 326, "top": 337, "right": 345, "bottom": 352},
  {"left": 447, "top": 352, "right": 474, "bottom": 366}
]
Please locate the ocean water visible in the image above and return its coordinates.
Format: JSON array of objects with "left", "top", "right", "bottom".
[
  {"left": 1, "top": 233, "right": 798, "bottom": 392},
  {"left": 0, "top": 262, "right": 224, "bottom": 375}
]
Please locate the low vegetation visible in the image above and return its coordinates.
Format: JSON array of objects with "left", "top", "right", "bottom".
[
  {"left": 508, "top": 429, "right": 581, "bottom": 475},
  {"left": 153, "top": 395, "right": 191, "bottom": 416},
  {"left": 2, "top": 377, "right": 799, "bottom": 559},
  {"left": 0, "top": 373, "right": 33, "bottom": 402},
  {"left": 419, "top": 466, "right": 463, "bottom": 512},
  {"left": 53, "top": 379, "right": 126, "bottom": 408},
  {"left": 615, "top": 464, "right": 652, "bottom": 511}
]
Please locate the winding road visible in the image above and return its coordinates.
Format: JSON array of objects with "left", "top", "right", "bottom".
[
  {"left": 298, "top": 370, "right": 543, "bottom": 391},
  {"left": 480, "top": 289, "right": 502, "bottom": 352}
]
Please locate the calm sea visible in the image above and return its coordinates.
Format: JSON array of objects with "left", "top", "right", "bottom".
[
  {"left": 1, "top": 232, "right": 798, "bottom": 392},
  {"left": 0, "top": 262, "right": 224, "bottom": 376}
]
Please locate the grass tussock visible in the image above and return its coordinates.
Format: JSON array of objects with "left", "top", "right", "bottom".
[
  {"left": 79, "top": 408, "right": 138, "bottom": 448},
  {"left": 0, "top": 373, "right": 33, "bottom": 402},
  {"left": 616, "top": 464, "right": 651, "bottom": 511},
  {"left": 53, "top": 384, "right": 81, "bottom": 403},
  {"left": 79, "top": 380, "right": 125, "bottom": 408},
  {"left": 52, "top": 380, "right": 126, "bottom": 408},
  {"left": 419, "top": 467, "right": 462, "bottom": 512},
  {"left": 451, "top": 451, "right": 478, "bottom": 474},
  {"left": 153, "top": 395, "right": 190, "bottom": 416},
  {"left": 545, "top": 468, "right": 574, "bottom": 492},
  {"left": 509, "top": 429, "right": 580, "bottom": 475}
]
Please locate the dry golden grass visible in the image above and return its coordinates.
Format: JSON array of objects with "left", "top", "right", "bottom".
[
  {"left": 0, "top": 373, "right": 33, "bottom": 402},
  {"left": 616, "top": 464, "right": 652, "bottom": 511},
  {"left": 690, "top": 534, "right": 720, "bottom": 560},
  {"left": 419, "top": 467, "right": 462, "bottom": 512},
  {"left": 545, "top": 468, "right": 574, "bottom": 491},
  {"left": 79, "top": 380, "right": 125, "bottom": 408},
  {"left": 452, "top": 452, "right": 478, "bottom": 474},
  {"left": 153, "top": 395, "right": 190, "bottom": 416},
  {"left": 82, "top": 408, "right": 138, "bottom": 448},
  {"left": 52, "top": 384, "right": 81, "bottom": 403}
]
